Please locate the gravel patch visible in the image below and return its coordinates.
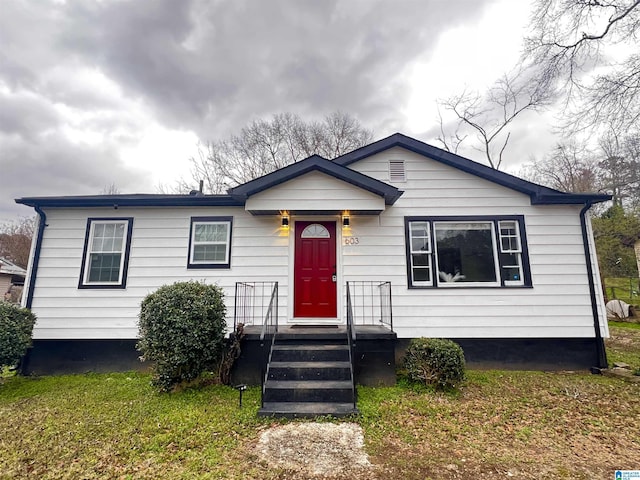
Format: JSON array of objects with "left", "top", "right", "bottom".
[{"left": 256, "top": 422, "right": 373, "bottom": 477}]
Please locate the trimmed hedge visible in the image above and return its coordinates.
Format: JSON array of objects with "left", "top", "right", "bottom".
[
  {"left": 404, "top": 338, "right": 466, "bottom": 390},
  {"left": 0, "top": 301, "right": 36, "bottom": 369},
  {"left": 137, "top": 281, "right": 227, "bottom": 392}
]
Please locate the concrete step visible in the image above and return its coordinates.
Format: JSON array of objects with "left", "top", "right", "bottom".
[
  {"left": 263, "top": 380, "right": 354, "bottom": 403},
  {"left": 267, "top": 361, "right": 352, "bottom": 381},
  {"left": 270, "top": 344, "right": 350, "bottom": 362},
  {"left": 258, "top": 402, "right": 358, "bottom": 418}
]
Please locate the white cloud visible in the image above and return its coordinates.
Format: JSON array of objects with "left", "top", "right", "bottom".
[{"left": 404, "top": 0, "right": 530, "bottom": 134}]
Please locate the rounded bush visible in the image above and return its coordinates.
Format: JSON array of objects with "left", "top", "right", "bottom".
[
  {"left": 137, "top": 281, "right": 227, "bottom": 392},
  {"left": 404, "top": 338, "right": 466, "bottom": 390},
  {"left": 0, "top": 301, "right": 36, "bottom": 369}
]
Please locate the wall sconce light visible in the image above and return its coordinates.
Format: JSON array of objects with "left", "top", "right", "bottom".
[
  {"left": 342, "top": 214, "right": 350, "bottom": 228},
  {"left": 281, "top": 213, "right": 290, "bottom": 229}
]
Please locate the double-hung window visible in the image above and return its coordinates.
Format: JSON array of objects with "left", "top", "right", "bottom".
[
  {"left": 405, "top": 216, "right": 531, "bottom": 288},
  {"left": 408, "top": 221, "right": 432, "bottom": 286},
  {"left": 79, "top": 218, "right": 133, "bottom": 289},
  {"left": 187, "top": 216, "right": 233, "bottom": 269}
]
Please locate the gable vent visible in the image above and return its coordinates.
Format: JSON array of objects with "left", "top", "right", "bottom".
[{"left": 389, "top": 160, "right": 406, "bottom": 182}]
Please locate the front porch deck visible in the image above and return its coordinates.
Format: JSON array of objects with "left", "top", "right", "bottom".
[{"left": 240, "top": 324, "right": 395, "bottom": 339}]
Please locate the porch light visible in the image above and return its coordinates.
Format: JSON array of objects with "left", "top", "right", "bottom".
[
  {"left": 281, "top": 213, "right": 290, "bottom": 229},
  {"left": 342, "top": 213, "right": 350, "bottom": 228}
]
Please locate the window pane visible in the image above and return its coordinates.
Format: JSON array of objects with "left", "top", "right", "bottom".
[
  {"left": 502, "top": 266, "right": 521, "bottom": 282},
  {"left": 410, "top": 222, "right": 429, "bottom": 237},
  {"left": 411, "top": 237, "right": 430, "bottom": 252},
  {"left": 88, "top": 253, "right": 121, "bottom": 282},
  {"left": 499, "top": 221, "right": 520, "bottom": 252},
  {"left": 193, "top": 244, "right": 226, "bottom": 262},
  {"left": 435, "top": 222, "right": 496, "bottom": 283},
  {"left": 195, "top": 223, "right": 228, "bottom": 242},
  {"left": 412, "top": 253, "right": 430, "bottom": 266},
  {"left": 413, "top": 267, "right": 431, "bottom": 282}
]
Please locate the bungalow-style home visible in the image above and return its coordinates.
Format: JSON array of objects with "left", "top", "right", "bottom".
[
  {"left": 16, "top": 133, "right": 611, "bottom": 414},
  {"left": 0, "top": 257, "right": 27, "bottom": 303}
]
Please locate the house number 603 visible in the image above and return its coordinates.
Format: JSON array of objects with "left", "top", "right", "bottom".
[{"left": 344, "top": 237, "right": 360, "bottom": 245}]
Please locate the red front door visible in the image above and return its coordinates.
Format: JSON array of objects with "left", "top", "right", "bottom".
[{"left": 294, "top": 221, "right": 337, "bottom": 318}]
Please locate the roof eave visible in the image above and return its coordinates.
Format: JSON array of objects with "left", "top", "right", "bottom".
[
  {"left": 15, "top": 195, "right": 244, "bottom": 208},
  {"left": 531, "top": 193, "right": 612, "bottom": 205}
]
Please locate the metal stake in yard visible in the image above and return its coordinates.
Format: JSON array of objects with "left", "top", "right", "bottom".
[{"left": 234, "top": 384, "right": 247, "bottom": 408}]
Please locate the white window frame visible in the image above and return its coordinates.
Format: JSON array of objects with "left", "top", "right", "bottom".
[
  {"left": 498, "top": 220, "right": 524, "bottom": 286},
  {"left": 187, "top": 217, "right": 233, "bottom": 269},
  {"left": 79, "top": 218, "right": 133, "bottom": 289},
  {"left": 408, "top": 221, "right": 433, "bottom": 286}
]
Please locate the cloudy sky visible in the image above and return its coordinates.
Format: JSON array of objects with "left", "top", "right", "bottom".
[{"left": 1, "top": 0, "right": 557, "bottom": 222}]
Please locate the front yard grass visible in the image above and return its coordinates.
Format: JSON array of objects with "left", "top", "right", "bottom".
[{"left": 0, "top": 323, "right": 638, "bottom": 479}]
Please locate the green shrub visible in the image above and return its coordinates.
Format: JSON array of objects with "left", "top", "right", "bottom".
[
  {"left": 0, "top": 302, "right": 36, "bottom": 369},
  {"left": 404, "top": 338, "right": 466, "bottom": 390},
  {"left": 137, "top": 281, "right": 227, "bottom": 392}
]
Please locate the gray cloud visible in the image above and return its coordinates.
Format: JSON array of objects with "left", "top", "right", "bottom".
[
  {"left": 1, "top": 0, "right": 497, "bottom": 221},
  {"left": 56, "top": 0, "right": 491, "bottom": 135}
]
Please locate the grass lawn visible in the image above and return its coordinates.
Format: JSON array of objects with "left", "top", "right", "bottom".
[{"left": 0, "top": 324, "right": 638, "bottom": 479}]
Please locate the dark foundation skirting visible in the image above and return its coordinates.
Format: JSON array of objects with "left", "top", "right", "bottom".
[
  {"left": 21, "top": 339, "right": 148, "bottom": 376},
  {"left": 395, "top": 337, "right": 602, "bottom": 370}
]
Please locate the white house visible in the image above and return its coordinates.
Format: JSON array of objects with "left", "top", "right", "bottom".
[{"left": 16, "top": 133, "right": 611, "bottom": 377}]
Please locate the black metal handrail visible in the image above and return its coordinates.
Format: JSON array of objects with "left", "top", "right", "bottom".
[
  {"left": 346, "top": 281, "right": 393, "bottom": 331},
  {"left": 234, "top": 281, "right": 279, "bottom": 330},
  {"left": 345, "top": 282, "right": 357, "bottom": 410},
  {"left": 259, "top": 282, "right": 278, "bottom": 407}
]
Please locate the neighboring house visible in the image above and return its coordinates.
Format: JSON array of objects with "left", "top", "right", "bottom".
[
  {"left": 0, "top": 257, "right": 26, "bottom": 303},
  {"left": 16, "top": 133, "right": 611, "bottom": 377}
]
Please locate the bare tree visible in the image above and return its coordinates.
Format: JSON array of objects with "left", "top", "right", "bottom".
[
  {"left": 437, "top": 69, "right": 553, "bottom": 169},
  {"left": 179, "top": 112, "right": 373, "bottom": 194},
  {"left": 100, "top": 183, "right": 121, "bottom": 195},
  {"left": 598, "top": 131, "right": 640, "bottom": 206},
  {"left": 521, "top": 141, "right": 598, "bottom": 192},
  {"left": 522, "top": 0, "right": 640, "bottom": 134},
  {"left": 0, "top": 216, "right": 36, "bottom": 268}
]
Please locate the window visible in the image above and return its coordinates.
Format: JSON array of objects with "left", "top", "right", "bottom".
[
  {"left": 405, "top": 216, "right": 531, "bottom": 288},
  {"left": 79, "top": 218, "right": 133, "bottom": 289},
  {"left": 498, "top": 220, "right": 524, "bottom": 286},
  {"left": 408, "top": 221, "right": 432, "bottom": 286},
  {"left": 188, "top": 216, "right": 232, "bottom": 269}
]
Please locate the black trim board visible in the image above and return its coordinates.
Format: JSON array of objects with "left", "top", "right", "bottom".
[
  {"left": 16, "top": 194, "right": 244, "bottom": 208},
  {"left": 334, "top": 133, "right": 611, "bottom": 205}
]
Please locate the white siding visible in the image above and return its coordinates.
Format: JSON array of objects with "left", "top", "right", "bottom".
[
  {"left": 30, "top": 207, "right": 290, "bottom": 339},
  {"left": 245, "top": 171, "right": 385, "bottom": 212},
  {"left": 343, "top": 146, "right": 608, "bottom": 339},
  {"left": 28, "top": 146, "right": 608, "bottom": 341}
]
